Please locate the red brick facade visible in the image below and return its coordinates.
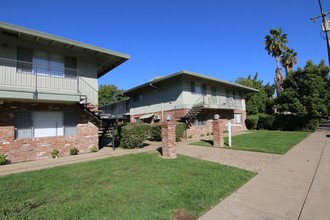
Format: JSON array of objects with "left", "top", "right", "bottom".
[
  {"left": 130, "top": 107, "right": 247, "bottom": 139},
  {"left": 0, "top": 101, "right": 98, "bottom": 163}
]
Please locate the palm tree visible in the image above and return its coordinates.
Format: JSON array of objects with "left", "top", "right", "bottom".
[
  {"left": 280, "top": 48, "right": 298, "bottom": 76},
  {"left": 264, "top": 28, "right": 288, "bottom": 94}
]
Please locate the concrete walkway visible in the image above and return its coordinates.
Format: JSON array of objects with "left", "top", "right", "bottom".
[{"left": 199, "top": 126, "right": 330, "bottom": 220}]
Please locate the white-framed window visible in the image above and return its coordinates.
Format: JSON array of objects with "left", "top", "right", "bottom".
[
  {"left": 234, "top": 113, "right": 242, "bottom": 124},
  {"left": 14, "top": 111, "right": 77, "bottom": 139}
]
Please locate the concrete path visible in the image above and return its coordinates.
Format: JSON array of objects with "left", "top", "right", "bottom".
[
  {"left": 199, "top": 127, "right": 330, "bottom": 220},
  {"left": 176, "top": 143, "right": 280, "bottom": 173}
]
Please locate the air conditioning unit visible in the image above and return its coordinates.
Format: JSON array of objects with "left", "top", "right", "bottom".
[{"left": 154, "top": 115, "right": 161, "bottom": 120}]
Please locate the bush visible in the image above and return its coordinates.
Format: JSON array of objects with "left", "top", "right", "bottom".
[
  {"left": 90, "top": 145, "right": 98, "bottom": 153},
  {"left": 149, "top": 124, "right": 162, "bottom": 141},
  {"left": 50, "top": 149, "right": 59, "bottom": 158},
  {"left": 120, "top": 123, "right": 150, "bottom": 149},
  {"left": 175, "top": 122, "right": 186, "bottom": 142},
  {"left": 70, "top": 147, "right": 79, "bottom": 155},
  {"left": 302, "top": 118, "right": 319, "bottom": 131},
  {"left": 257, "top": 114, "right": 276, "bottom": 130},
  {"left": 0, "top": 153, "right": 9, "bottom": 165},
  {"left": 245, "top": 115, "right": 259, "bottom": 129}
]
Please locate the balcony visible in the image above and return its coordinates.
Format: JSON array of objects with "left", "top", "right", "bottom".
[
  {"left": 192, "top": 92, "right": 244, "bottom": 110},
  {"left": 0, "top": 58, "right": 98, "bottom": 104}
]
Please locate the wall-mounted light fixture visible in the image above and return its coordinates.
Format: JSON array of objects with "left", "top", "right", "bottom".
[{"left": 166, "top": 114, "right": 172, "bottom": 121}]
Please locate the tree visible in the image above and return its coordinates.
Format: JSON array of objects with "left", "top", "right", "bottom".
[
  {"left": 280, "top": 48, "right": 298, "bottom": 76},
  {"left": 276, "top": 60, "right": 330, "bottom": 118},
  {"left": 264, "top": 28, "right": 288, "bottom": 94},
  {"left": 235, "top": 73, "right": 274, "bottom": 115},
  {"left": 98, "top": 84, "right": 124, "bottom": 106}
]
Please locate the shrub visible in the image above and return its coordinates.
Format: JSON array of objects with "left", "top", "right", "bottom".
[
  {"left": 302, "top": 118, "right": 319, "bottom": 131},
  {"left": 0, "top": 154, "right": 9, "bottom": 165},
  {"left": 245, "top": 115, "right": 259, "bottom": 129},
  {"left": 70, "top": 147, "right": 79, "bottom": 155},
  {"left": 50, "top": 149, "right": 59, "bottom": 158},
  {"left": 175, "top": 122, "right": 186, "bottom": 142},
  {"left": 257, "top": 114, "right": 276, "bottom": 130},
  {"left": 120, "top": 123, "right": 150, "bottom": 149},
  {"left": 188, "top": 134, "right": 193, "bottom": 139},
  {"left": 90, "top": 145, "right": 98, "bottom": 153},
  {"left": 149, "top": 124, "right": 162, "bottom": 141}
]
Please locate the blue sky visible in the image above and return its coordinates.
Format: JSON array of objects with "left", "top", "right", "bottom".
[{"left": 1, "top": 0, "right": 329, "bottom": 90}]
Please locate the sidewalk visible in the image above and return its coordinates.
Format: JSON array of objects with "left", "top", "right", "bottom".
[{"left": 199, "top": 127, "right": 330, "bottom": 220}]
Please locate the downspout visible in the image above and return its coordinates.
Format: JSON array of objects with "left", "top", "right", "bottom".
[{"left": 149, "top": 83, "right": 163, "bottom": 122}]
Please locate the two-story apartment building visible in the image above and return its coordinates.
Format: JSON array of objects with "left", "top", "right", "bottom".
[
  {"left": 101, "top": 70, "right": 257, "bottom": 138},
  {"left": 0, "top": 22, "right": 129, "bottom": 162}
]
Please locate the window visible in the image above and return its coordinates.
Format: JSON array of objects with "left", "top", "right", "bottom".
[
  {"left": 16, "top": 47, "right": 77, "bottom": 78},
  {"left": 17, "top": 47, "right": 33, "bottom": 73},
  {"left": 133, "top": 94, "right": 143, "bottom": 101},
  {"left": 234, "top": 113, "right": 242, "bottom": 124},
  {"left": 33, "top": 50, "right": 65, "bottom": 77},
  {"left": 64, "top": 56, "right": 77, "bottom": 78},
  {"left": 193, "top": 113, "right": 208, "bottom": 126},
  {"left": 14, "top": 111, "right": 77, "bottom": 139},
  {"left": 190, "top": 81, "right": 202, "bottom": 94}
]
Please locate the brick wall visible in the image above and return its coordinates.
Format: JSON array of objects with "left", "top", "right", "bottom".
[
  {"left": 130, "top": 107, "right": 247, "bottom": 139},
  {"left": 0, "top": 101, "right": 98, "bottom": 163}
]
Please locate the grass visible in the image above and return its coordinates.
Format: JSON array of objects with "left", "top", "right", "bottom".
[
  {"left": 190, "top": 130, "right": 310, "bottom": 154},
  {"left": 0, "top": 153, "right": 255, "bottom": 219}
]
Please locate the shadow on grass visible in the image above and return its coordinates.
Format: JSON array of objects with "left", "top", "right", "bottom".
[{"left": 200, "top": 139, "right": 214, "bottom": 145}]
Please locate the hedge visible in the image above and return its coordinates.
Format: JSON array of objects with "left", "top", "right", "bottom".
[
  {"left": 118, "top": 122, "right": 186, "bottom": 148},
  {"left": 119, "top": 123, "right": 150, "bottom": 149},
  {"left": 245, "top": 114, "right": 319, "bottom": 131},
  {"left": 245, "top": 115, "right": 259, "bottom": 129}
]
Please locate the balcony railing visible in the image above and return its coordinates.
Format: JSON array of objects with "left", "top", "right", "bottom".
[
  {"left": 0, "top": 57, "right": 98, "bottom": 105},
  {"left": 193, "top": 92, "right": 244, "bottom": 109}
]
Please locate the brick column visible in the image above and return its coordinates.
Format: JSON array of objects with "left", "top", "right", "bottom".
[
  {"left": 212, "top": 119, "right": 226, "bottom": 147},
  {"left": 161, "top": 121, "right": 176, "bottom": 159}
]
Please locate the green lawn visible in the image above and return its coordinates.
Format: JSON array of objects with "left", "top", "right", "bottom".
[
  {"left": 0, "top": 153, "right": 255, "bottom": 220},
  {"left": 190, "top": 130, "right": 310, "bottom": 154}
]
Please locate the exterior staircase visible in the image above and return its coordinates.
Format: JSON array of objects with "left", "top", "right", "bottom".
[
  {"left": 180, "top": 102, "right": 204, "bottom": 122},
  {"left": 77, "top": 96, "right": 118, "bottom": 149}
]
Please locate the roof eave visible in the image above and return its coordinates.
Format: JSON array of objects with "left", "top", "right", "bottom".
[{"left": 122, "top": 70, "right": 258, "bottom": 95}]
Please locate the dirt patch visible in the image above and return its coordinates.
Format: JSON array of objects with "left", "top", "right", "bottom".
[{"left": 172, "top": 209, "right": 196, "bottom": 220}]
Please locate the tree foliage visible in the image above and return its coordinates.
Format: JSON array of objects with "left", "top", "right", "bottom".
[
  {"left": 98, "top": 84, "right": 124, "bottom": 106},
  {"left": 236, "top": 73, "right": 274, "bottom": 115},
  {"left": 276, "top": 60, "right": 330, "bottom": 118},
  {"left": 264, "top": 28, "right": 288, "bottom": 69},
  {"left": 264, "top": 28, "right": 298, "bottom": 95}
]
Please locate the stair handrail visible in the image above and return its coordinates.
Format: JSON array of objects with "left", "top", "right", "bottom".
[{"left": 78, "top": 77, "right": 98, "bottom": 106}]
